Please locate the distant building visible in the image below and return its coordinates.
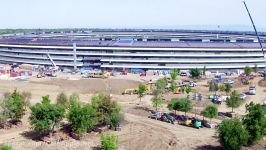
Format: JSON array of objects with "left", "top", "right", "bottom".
[{"left": 0, "top": 29, "right": 265, "bottom": 70}]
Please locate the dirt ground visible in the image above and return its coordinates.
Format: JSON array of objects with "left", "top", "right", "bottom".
[{"left": 0, "top": 73, "right": 265, "bottom": 150}]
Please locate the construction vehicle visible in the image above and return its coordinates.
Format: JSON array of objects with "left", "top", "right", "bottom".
[
  {"left": 37, "top": 67, "right": 45, "bottom": 78},
  {"left": 122, "top": 82, "right": 154, "bottom": 95},
  {"left": 45, "top": 68, "right": 57, "bottom": 77},
  {"left": 83, "top": 70, "right": 110, "bottom": 79},
  {"left": 122, "top": 88, "right": 138, "bottom": 95}
]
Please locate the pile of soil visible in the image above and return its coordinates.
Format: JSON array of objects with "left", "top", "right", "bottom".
[
  {"left": 258, "top": 79, "right": 266, "bottom": 87},
  {"left": 34, "top": 78, "right": 140, "bottom": 95},
  {"left": 41, "top": 131, "right": 70, "bottom": 144},
  {"left": 0, "top": 120, "right": 22, "bottom": 129}
]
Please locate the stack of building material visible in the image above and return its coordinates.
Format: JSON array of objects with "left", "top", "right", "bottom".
[
  {"left": 19, "top": 64, "right": 34, "bottom": 70},
  {"left": 19, "top": 70, "right": 32, "bottom": 76},
  {"left": 10, "top": 72, "right": 19, "bottom": 77}
]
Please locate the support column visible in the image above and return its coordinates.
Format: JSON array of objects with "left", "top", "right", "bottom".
[{"left": 73, "top": 43, "right": 77, "bottom": 71}]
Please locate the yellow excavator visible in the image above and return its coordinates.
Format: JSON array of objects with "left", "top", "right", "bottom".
[{"left": 123, "top": 82, "right": 154, "bottom": 95}]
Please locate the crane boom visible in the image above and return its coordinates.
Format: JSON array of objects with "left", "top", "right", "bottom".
[{"left": 243, "top": 1, "right": 266, "bottom": 78}]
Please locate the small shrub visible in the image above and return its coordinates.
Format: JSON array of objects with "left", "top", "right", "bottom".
[
  {"left": 101, "top": 133, "right": 118, "bottom": 150},
  {"left": 0, "top": 145, "right": 13, "bottom": 150},
  {"left": 56, "top": 92, "right": 68, "bottom": 108},
  {"left": 29, "top": 96, "right": 65, "bottom": 135},
  {"left": 218, "top": 118, "right": 249, "bottom": 150},
  {"left": 67, "top": 99, "right": 97, "bottom": 136}
]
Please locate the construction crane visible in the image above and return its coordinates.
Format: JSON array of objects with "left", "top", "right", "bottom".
[{"left": 243, "top": 1, "right": 266, "bottom": 79}]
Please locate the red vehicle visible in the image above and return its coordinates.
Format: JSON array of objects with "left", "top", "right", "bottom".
[{"left": 140, "top": 72, "right": 146, "bottom": 76}]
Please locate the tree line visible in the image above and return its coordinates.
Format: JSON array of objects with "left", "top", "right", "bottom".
[{"left": 0, "top": 90, "right": 120, "bottom": 150}]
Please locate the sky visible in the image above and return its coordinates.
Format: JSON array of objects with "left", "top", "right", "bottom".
[{"left": 1, "top": 0, "right": 266, "bottom": 31}]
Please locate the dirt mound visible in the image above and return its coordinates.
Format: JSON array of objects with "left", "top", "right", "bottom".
[
  {"left": 258, "top": 79, "right": 266, "bottom": 87},
  {"left": 33, "top": 78, "right": 140, "bottom": 95},
  {"left": 41, "top": 132, "right": 70, "bottom": 144}
]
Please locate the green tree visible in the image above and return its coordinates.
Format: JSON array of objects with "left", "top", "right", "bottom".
[
  {"left": 189, "top": 68, "right": 201, "bottom": 79},
  {"left": 153, "top": 89, "right": 163, "bottom": 97},
  {"left": 67, "top": 99, "right": 97, "bottom": 136},
  {"left": 169, "top": 82, "right": 177, "bottom": 93},
  {"left": 137, "top": 84, "right": 146, "bottom": 102},
  {"left": 218, "top": 118, "right": 249, "bottom": 150},
  {"left": 244, "top": 66, "right": 253, "bottom": 76},
  {"left": 178, "top": 98, "right": 192, "bottom": 116},
  {"left": 101, "top": 133, "right": 118, "bottom": 150},
  {"left": 168, "top": 98, "right": 177, "bottom": 112},
  {"left": 209, "top": 81, "right": 219, "bottom": 94},
  {"left": 152, "top": 96, "right": 163, "bottom": 111},
  {"left": 0, "top": 145, "right": 13, "bottom": 150},
  {"left": 201, "top": 105, "right": 218, "bottom": 122},
  {"left": 3, "top": 90, "right": 25, "bottom": 121},
  {"left": 225, "top": 83, "right": 232, "bottom": 95},
  {"left": 226, "top": 90, "right": 241, "bottom": 113},
  {"left": 243, "top": 102, "right": 266, "bottom": 145},
  {"left": 170, "top": 69, "right": 179, "bottom": 80},
  {"left": 180, "top": 86, "right": 185, "bottom": 94},
  {"left": 155, "top": 78, "right": 168, "bottom": 91},
  {"left": 92, "top": 94, "right": 122, "bottom": 127},
  {"left": 30, "top": 96, "right": 65, "bottom": 135},
  {"left": 185, "top": 87, "right": 192, "bottom": 95},
  {"left": 219, "top": 83, "right": 226, "bottom": 92},
  {"left": 168, "top": 98, "right": 182, "bottom": 114},
  {"left": 56, "top": 92, "right": 68, "bottom": 108}
]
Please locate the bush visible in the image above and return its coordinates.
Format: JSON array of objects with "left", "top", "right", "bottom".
[
  {"left": 170, "top": 69, "right": 179, "bottom": 80},
  {"left": 219, "top": 83, "right": 226, "bottom": 92},
  {"left": 178, "top": 98, "right": 192, "bottom": 116},
  {"left": 167, "top": 98, "right": 181, "bottom": 114},
  {"left": 137, "top": 84, "right": 146, "bottom": 102},
  {"left": 167, "top": 98, "right": 178, "bottom": 111},
  {"left": 67, "top": 99, "right": 97, "bottom": 135},
  {"left": 209, "top": 81, "right": 218, "bottom": 93},
  {"left": 218, "top": 118, "right": 249, "bottom": 150},
  {"left": 2, "top": 90, "right": 25, "bottom": 121},
  {"left": 0, "top": 145, "right": 13, "bottom": 150},
  {"left": 29, "top": 96, "right": 65, "bottom": 135},
  {"left": 156, "top": 78, "right": 168, "bottom": 91},
  {"left": 92, "top": 94, "right": 122, "bottom": 127},
  {"left": 189, "top": 68, "right": 201, "bottom": 79},
  {"left": 244, "top": 66, "right": 253, "bottom": 75},
  {"left": 101, "top": 133, "right": 118, "bottom": 150},
  {"left": 243, "top": 102, "right": 266, "bottom": 145},
  {"left": 201, "top": 105, "right": 218, "bottom": 122},
  {"left": 0, "top": 113, "right": 7, "bottom": 125},
  {"left": 169, "top": 82, "right": 177, "bottom": 93},
  {"left": 56, "top": 92, "right": 69, "bottom": 108}
]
